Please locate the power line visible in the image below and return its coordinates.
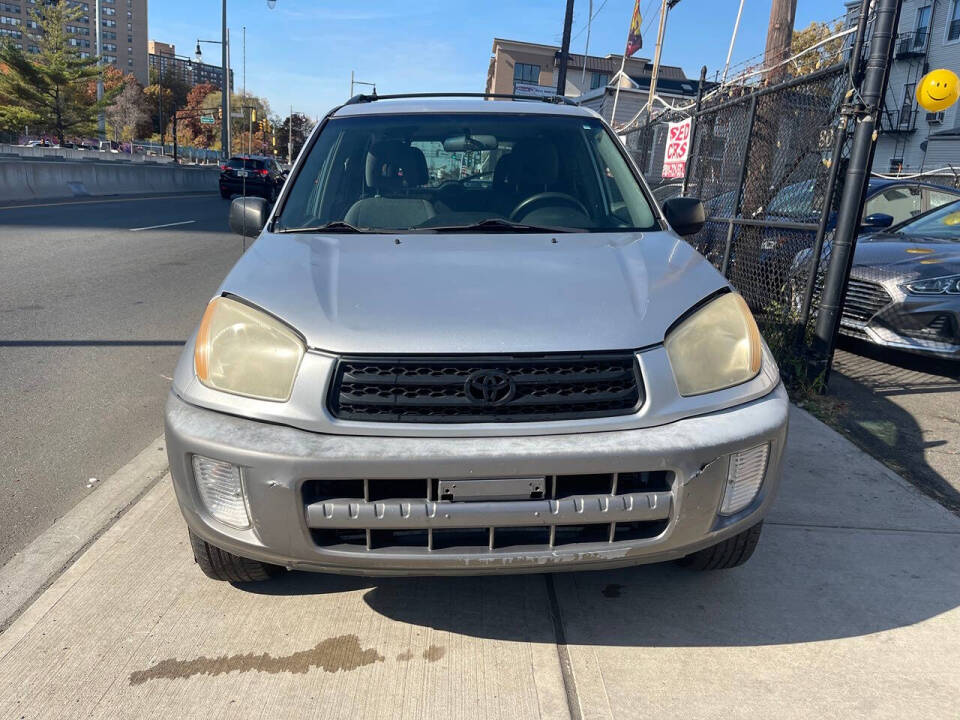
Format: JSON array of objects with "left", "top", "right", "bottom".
[{"left": 571, "top": 0, "right": 610, "bottom": 42}]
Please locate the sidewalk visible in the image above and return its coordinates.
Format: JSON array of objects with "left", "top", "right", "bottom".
[{"left": 1, "top": 408, "right": 957, "bottom": 720}]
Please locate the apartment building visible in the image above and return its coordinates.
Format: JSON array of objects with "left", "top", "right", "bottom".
[
  {"left": 846, "top": 0, "right": 960, "bottom": 173},
  {"left": 148, "top": 40, "right": 234, "bottom": 91},
  {"left": 486, "top": 38, "right": 699, "bottom": 127},
  {"left": 0, "top": 0, "right": 149, "bottom": 85}
]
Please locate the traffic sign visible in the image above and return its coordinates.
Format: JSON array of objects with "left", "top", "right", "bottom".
[{"left": 200, "top": 115, "right": 215, "bottom": 124}]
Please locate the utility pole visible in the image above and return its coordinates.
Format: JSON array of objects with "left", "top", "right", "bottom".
[
  {"left": 95, "top": 0, "right": 104, "bottom": 140},
  {"left": 288, "top": 104, "right": 293, "bottom": 164},
  {"left": 814, "top": 0, "right": 903, "bottom": 379},
  {"left": 555, "top": 0, "right": 575, "bottom": 97},
  {"left": 763, "top": 0, "right": 798, "bottom": 81},
  {"left": 221, "top": 0, "right": 230, "bottom": 158}
]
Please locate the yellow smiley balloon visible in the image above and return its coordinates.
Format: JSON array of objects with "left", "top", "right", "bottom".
[{"left": 916, "top": 69, "right": 960, "bottom": 112}]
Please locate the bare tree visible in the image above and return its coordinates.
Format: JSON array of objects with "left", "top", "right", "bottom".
[{"left": 105, "top": 76, "right": 149, "bottom": 143}]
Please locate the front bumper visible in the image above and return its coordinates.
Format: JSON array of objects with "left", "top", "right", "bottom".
[{"left": 164, "top": 383, "right": 789, "bottom": 576}]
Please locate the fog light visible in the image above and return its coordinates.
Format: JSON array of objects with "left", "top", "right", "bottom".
[
  {"left": 720, "top": 443, "right": 769, "bottom": 515},
  {"left": 191, "top": 455, "right": 250, "bottom": 528}
]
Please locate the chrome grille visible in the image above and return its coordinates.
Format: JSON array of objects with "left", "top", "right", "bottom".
[
  {"left": 841, "top": 278, "right": 892, "bottom": 323},
  {"left": 328, "top": 353, "right": 644, "bottom": 423}
]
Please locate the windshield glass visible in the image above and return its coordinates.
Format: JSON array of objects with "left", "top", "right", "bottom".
[
  {"left": 894, "top": 198, "right": 960, "bottom": 239},
  {"left": 276, "top": 112, "right": 658, "bottom": 232}
]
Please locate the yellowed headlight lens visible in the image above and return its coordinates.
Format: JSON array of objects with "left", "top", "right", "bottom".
[
  {"left": 194, "top": 296, "right": 305, "bottom": 401},
  {"left": 664, "top": 293, "right": 762, "bottom": 397}
]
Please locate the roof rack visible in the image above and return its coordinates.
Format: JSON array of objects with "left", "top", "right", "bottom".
[{"left": 342, "top": 92, "right": 580, "bottom": 107}]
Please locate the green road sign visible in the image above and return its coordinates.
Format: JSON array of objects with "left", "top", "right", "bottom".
[{"left": 200, "top": 115, "right": 216, "bottom": 124}]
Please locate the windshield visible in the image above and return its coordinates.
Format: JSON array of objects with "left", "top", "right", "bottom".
[
  {"left": 893, "top": 198, "right": 960, "bottom": 240},
  {"left": 276, "top": 113, "right": 658, "bottom": 232},
  {"left": 766, "top": 179, "right": 816, "bottom": 219}
]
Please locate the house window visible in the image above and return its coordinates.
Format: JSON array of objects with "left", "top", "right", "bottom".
[
  {"left": 914, "top": 6, "right": 931, "bottom": 48},
  {"left": 949, "top": 0, "right": 960, "bottom": 41},
  {"left": 590, "top": 72, "right": 610, "bottom": 89},
  {"left": 513, "top": 62, "right": 540, "bottom": 84}
]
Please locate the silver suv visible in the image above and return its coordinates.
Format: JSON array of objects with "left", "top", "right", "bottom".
[{"left": 165, "top": 94, "right": 788, "bottom": 582}]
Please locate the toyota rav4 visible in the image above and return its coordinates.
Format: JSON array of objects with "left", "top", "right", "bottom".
[{"left": 164, "top": 94, "right": 789, "bottom": 582}]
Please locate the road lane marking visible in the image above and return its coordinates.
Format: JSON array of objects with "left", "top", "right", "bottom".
[
  {"left": 0, "top": 193, "right": 218, "bottom": 211},
  {"left": 130, "top": 220, "right": 196, "bottom": 232}
]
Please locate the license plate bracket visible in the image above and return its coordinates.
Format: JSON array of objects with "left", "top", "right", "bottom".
[{"left": 438, "top": 477, "right": 546, "bottom": 502}]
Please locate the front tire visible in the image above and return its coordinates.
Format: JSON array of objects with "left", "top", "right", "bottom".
[
  {"left": 188, "top": 529, "right": 284, "bottom": 582},
  {"left": 676, "top": 522, "right": 763, "bottom": 570}
]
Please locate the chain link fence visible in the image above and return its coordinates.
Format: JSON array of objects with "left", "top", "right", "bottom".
[{"left": 622, "top": 64, "right": 853, "bottom": 386}]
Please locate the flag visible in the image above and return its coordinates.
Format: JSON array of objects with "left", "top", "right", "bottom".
[{"left": 625, "top": 0, "right": 643, "bottom": 56}]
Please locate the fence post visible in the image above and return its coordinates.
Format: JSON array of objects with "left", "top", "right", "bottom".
[
  {"left": 798, "top": 0, "right": 873, "bottom": 330},
  {"left": 682, "top": 65, "right": 708, "bottom": 197},
  {"left": 721, "top": 93, "right": 758, "bottom": 278},
  {"left": 813, "top": 0, "right": 903, "bottom": 381}
]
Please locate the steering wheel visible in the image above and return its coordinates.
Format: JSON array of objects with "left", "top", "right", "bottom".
[{"left": 509, "top": 192, "right": 589, "bottom": 222}]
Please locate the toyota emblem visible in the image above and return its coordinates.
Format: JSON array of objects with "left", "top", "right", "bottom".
[{"left": 464, "top": 369, "right": 516, "bottom": 406}]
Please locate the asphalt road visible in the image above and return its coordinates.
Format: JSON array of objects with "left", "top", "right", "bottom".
[{"left": 0, "top": 193, "right": 244, "bottom": 567}]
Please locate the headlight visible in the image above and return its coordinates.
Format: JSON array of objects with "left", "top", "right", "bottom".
[
  {"left": 665, "top": 293, "right": 762, "bottom": 396},
  {"left": 194, "top": 296, "right": 305, "bottom": 401},
  {"left": 902, "top": 274, "right": 960, "bottom": 295}
]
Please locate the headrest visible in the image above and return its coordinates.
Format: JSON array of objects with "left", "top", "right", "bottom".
[
  {"left": 365, "top": 140, "right": 429, "bottom": 191},
  {"left": 509, "top": 138, "right": 560, "bottom": 185}
]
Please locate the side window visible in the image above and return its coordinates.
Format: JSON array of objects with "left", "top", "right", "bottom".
[
  {"left": 864, "top": 186, "right": 922, "bottom": 224},
  {"left": 924, "top": 188, "right": 960, "bottom": 212}
]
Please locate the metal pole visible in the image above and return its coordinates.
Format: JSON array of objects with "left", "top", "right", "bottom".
[
  {"left": 96, "top": 0, "right": 104, "bottom": 140},
  {"left": 721, "top": 0, "right": 746, "bottom": 84},
  {"left": 647, "top": 0, "right": 670, "bottom": 114},
  {"left": 288, "top": 104, "right": 293, "bottom": 163},
  {"left": 813, "top": 0, "right": 903, "bottom": 380},
  {"left": 682, "top": 66, "right": 707, "bottom": 196},
  {"left": 721, "top": 93, "right": 758, "bottom": 277},
  {"left": 173, "top": 114, "right": 178, "bottom": 163},
  {"left": 555, "top": 0, "right": 575, "bottom": 96},
  {"left": 221, "top": 0, "right": 230, "bottom": 158},
  {"left": 579, "top": 0, "right": 593, "bottom": 96},
  {"left": 610, "top": 53, "right": 628, "bottom": 128}
]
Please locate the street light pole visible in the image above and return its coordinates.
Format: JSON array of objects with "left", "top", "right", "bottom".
[
  {"left": 222, "top": 2, "right": 230, "bottom": 158},
  {"left": 95, "top": 0, "right": 104, "bottom": 140}
]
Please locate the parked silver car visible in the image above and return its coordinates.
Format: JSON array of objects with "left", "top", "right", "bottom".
[{"left": 165, "top": 95, "right": 788, "bottom": 582}]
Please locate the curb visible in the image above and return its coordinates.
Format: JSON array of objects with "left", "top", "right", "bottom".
[{"left": 0, "top": 436, "right": 170, "bottom": 634}]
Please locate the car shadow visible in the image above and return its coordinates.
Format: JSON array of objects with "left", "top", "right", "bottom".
[
  {"left": 238, "top": 514, "right": 959, "bottom": 648},
  {"left": 830, "top": 336, "right": 960, "bottom": 513}
]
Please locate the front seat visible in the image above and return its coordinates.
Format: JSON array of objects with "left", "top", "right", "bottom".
[
  {"left": 344, "top": 140, "right": 435, "bottom": 229},
  {"left": 492, "top": 138, "right": 561, "bottom": 215}
]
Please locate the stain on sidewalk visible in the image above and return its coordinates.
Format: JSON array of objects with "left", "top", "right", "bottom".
[{"left": 129, "top": 634, "right": 384, "bottom": 685}]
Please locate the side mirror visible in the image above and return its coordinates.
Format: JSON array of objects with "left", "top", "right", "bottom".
[
  {"left": 229, "top": 196, "right": 269, "bottom": 238},
  {"left": 662, "top": 197, "right": 706, "bottom": 237},
  {"left": 861, "top": 212, "right": 894, "bottom": 232}
]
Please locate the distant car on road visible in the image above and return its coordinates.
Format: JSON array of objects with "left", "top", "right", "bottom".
[
  {"left": 790, "top": 198, "right": 960, "bottom": 359},
  {"left": 166, "top": 94, "right": 788, "bottom": 583},
  {"left": 218, "top": 155, "right": 286, "bottom": 201}
]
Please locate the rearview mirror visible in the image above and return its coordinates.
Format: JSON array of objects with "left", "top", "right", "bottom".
[
  {"left": 442, "top": 134, "right": 497, "bottom": 152},
  {"left": 229, "top": 196, "right": 269, "bottom": 238},
  {"left": 662, "top": 197, "right": 705, "bottom": 237},
  {"left": 861, "top": 212, "right": 894, "bottom": 232}
]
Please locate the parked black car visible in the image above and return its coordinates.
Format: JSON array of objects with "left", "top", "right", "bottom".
[
  {"left": 219, "top": 155, "right": 286, "bottom": 201},
  {"left": 789, "top": 199, "right": 960, "bottom": 360}
]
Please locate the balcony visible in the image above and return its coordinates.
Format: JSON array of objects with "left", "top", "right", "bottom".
[
  {"left": 895, "top": 30, "right": 928, "bottom": 58},
  {"left": 883, "top": 108, "right": 917, "bottom": 133}
]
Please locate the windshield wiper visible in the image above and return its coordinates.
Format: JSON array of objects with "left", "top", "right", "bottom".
[
  {"left": 275, "top": 221, "right": 372, "bottom": 234},
  {"left": 425, "top": 218, "right": 575, "bottom": 233}
]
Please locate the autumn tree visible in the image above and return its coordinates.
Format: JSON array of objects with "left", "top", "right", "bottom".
[
  {"left": 0, "top": 3, "right": 115, "bottom": 144},
  {"left": 274, "top": 111, "right": 312, "bottom": 161},
  {"left": 789, "top": 21, "right": 845, "bottom": 77}
]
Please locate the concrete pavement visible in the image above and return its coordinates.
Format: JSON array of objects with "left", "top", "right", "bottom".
[
  {"left": 0, "top": 193, "right": 242, "bottom": 567},
  {"left": 1, "top": 407, "right": 957, "bottom": 719}
]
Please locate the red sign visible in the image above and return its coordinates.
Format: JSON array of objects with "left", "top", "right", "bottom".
[{"left": 661, "top": 118, "right": 691, "bottom": 179}]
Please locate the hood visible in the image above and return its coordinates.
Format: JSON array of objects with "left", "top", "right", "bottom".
[
  {"left": 217, "top": 230, "right": 727, "bottom": 354},
  {"left": 853, "top": 234, "right": 960, "bottom": 281}
]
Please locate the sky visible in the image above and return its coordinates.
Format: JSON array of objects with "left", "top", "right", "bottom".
[{"left": 149, "top": 0, "right": 846, "bottom": 121}]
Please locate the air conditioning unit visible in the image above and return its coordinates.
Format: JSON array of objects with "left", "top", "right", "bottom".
[{"left": 927, "top": 111, "right": 944, "bottom": 124}]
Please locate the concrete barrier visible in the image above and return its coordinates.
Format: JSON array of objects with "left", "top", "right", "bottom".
[{"left": 0, "top": 158, "right": 218, "bottom": 202}]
